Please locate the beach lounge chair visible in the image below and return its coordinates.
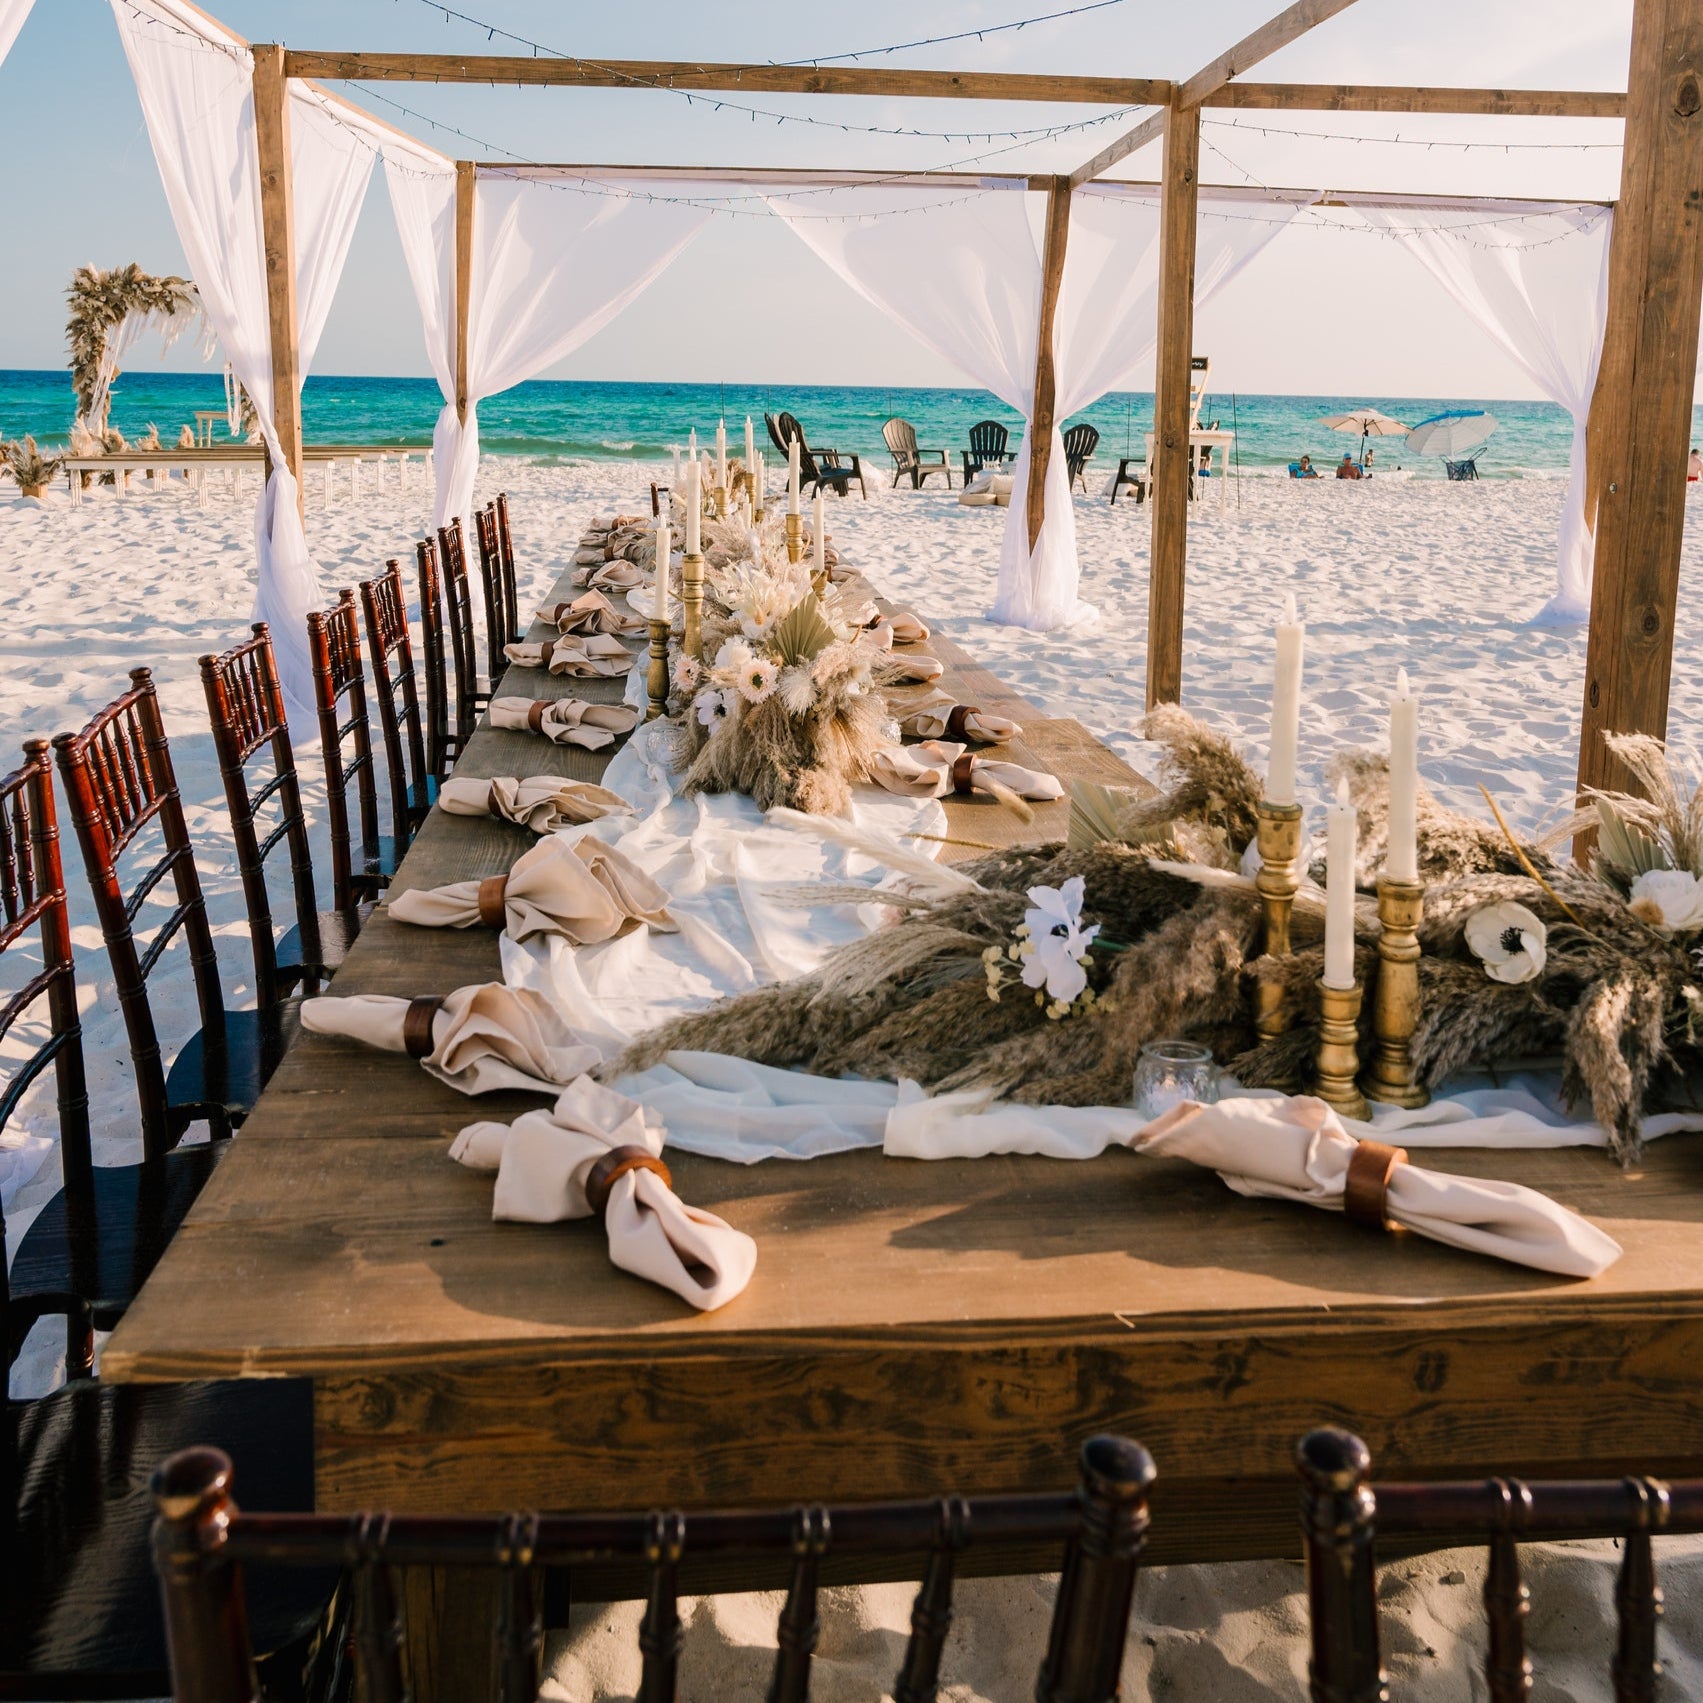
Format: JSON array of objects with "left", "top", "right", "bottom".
[
  {"left": 765, "top": 411, "right": 867, "bottom": 499},
  {"left": 882, "top": 416, "right": 952, "bottom": 490},
  {"left": 962, "top": 418, "right": 1014, "bottom": 481},
  {"left": 1109, "top": 457, "right": 1147, "bottom": 504},
  {"left": 1064, "top": 421, "right": 1100, "bottom": 492},
  {"left": 1444, "top": 456, "right": 1480, "bottom": 481}
]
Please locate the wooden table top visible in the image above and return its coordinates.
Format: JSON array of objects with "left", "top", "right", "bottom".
[{"left": 102, "top": 541, "right": 1703, "bottom": 1545}]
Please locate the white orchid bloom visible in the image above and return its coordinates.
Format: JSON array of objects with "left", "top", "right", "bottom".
[
  {"left": 1464, "top": 901, "right": 1547, "bottom": 984},
  {"left": 1016, "top": 877, "right": 1100, "bottom": 1003},
  {"left": 1629, "top": 867, "right": 1703, "bottom": 932}
]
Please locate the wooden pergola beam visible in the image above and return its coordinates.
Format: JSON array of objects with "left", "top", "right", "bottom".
[
  {"left": 1027, "top": 178, "right": 1073, "bottom": 554},
  {"left": 283, "top": 52, "right": 1171, "bottom": 105},
  {"left": 1069, "top": 109, "right": 1167, "bottom": 187},
  {"left": 251, "top": 43, "right": 303, "bottom": 512},
  {"left": 1206, "top": 82, "right": 1626, "bottom": 117},
  {"left": 454, "top": 161, "right": 474, "bottom": 425}
]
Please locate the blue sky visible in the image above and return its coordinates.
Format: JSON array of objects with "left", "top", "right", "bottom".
[{"left": 0, "top": 0, "right": 1632, "bottom": 398}]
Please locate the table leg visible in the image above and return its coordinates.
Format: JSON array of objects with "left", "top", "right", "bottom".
[{"left": 400, "top": 1564, "right": 502, "bottom": 1701}]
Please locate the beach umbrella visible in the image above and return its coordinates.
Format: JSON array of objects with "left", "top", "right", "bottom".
[
  {"left": 1320, "top": 407, "right": 1409, "bottom": 466},
  {"left": 1406, "top": 410, "right": 1498, "bottom": 458}
]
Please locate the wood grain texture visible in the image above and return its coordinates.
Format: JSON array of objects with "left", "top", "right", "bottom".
[
  {"left": 1176, "top": 0, "right": 1362, "bottom": 109},
  {"left": 282, "top": 53, "right": 1172, "bottom": 106},
  {"left": 1026, "top": 179, "right": 1073, "bottom": 551},
  {"left": 251, "top": 44, "right": 302, "bottom": 506},
  {"left": 454, "top": 162, "right": 475, "bottom": 427},
  {"left": 1146, "top": 104, "right": 1201, "bottom": 709},
  {"left": 1206, "top": 82, "right": 1626, "bottom": 116},
  {"left": 1070, "top": 109, "right": 1166, "bottom": 188},
  {"left": 1576, "top": 0, "right": 1703, "bottom": 816}
]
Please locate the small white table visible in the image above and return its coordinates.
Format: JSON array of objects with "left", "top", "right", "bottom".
[{"left": 1143, "top": 427, "right": 1236, "bottom": 513}]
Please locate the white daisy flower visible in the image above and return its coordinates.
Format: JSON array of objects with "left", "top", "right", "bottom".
[{"left": 739, "top": 658, "right": 779, "bottom": 704}]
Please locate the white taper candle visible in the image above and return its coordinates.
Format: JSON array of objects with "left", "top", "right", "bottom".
[
  {"left": 813, "top": 486, "right": 826, "bottom": 577},
  {"left": 654, "top": 521, "right": 671, "bottom": 619},
  {"left": 787, "top": 436, "right": 800, "bottom": 515},
  {"left": 683, "top": 459, "right": 700, "bottom": 557},
  {"left": 1324, "top": 777, "right": 1357, "bottom": 989},
  {"left": 1387, "top": 668, "right": 1418, "bottom": 884},
  {"left": 716, "top": 419, "right": 727, "bottom": 492},
  {"left": 1267, "top": 591, "right": 1304, "bottom": 807},
  {"left": 744, "top": 416, "right": 755, "bottom": 477}
]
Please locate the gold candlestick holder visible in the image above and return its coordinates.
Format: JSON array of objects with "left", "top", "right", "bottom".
[
  {"left": 645, "top": 614, "right": 671, "bottom": 722},
  {"left": 1315, "top": 978, "right": 1371, "bottom": 1122},
  {"left": 1253, "top": 800, "right": 1304, "bottom": 1067},
  {"left": 711, "top": 484, "right": 728, "bottom": 521},
  {"left": 680, "top": 549, "right": 705, "bottom": 663},
  {"left": 1365, "top": 877, "right": 1429, "bottom": 1108},
  {"left": 784, "top": 511, "right": 803, "bottom": 565}
]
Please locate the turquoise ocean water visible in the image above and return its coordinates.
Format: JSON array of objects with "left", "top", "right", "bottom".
[{"left": 6, "top": 367, "right": 1695, "bottom": 479}]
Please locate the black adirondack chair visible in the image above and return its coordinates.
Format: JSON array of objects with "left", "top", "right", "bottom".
[
  {"left": 962, "top": 418, "right": 1014, "bottom": 481},
  {"left": 1064, "top": 422, "right": 1100, "bottom": 492},
  {"left": 765, "top": 411, "right": 867, "bottom": 499}
]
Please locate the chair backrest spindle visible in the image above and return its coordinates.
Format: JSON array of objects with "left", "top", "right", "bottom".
[
  {"left": 351, "top": 1546, "right": 409, "bottom": 1703},
  {"left": 769, "top": 1505, "right": 829, "bottom": 1703},
  {"left": 359, "top": 560, "right": 430, "bottom": 855},
  {"left": 307, "top": 591, "right": 384, "bottom": 913},
  {"left": 892, "top": 1495, "right": 968, "bottom": 1703},
  {"left": 1613, "top": 1479, "right": 1667, "bottom": 1703},
  {"left": 415, "top": 535, "right": 453, "bottom": 782},
  {"left": 437, "top": 518, "right": 484, "bottom": 753},
  {"left": 495, "top": 491, "right": 520, "bottom": 644},
  {"left": 637, "top": 1511, "right": 684, "bottom": 1703}
]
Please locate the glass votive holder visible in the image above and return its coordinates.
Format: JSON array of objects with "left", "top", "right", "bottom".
[{"left": 1133, "top": 1040, "right": 1219, "bottom": 1122}]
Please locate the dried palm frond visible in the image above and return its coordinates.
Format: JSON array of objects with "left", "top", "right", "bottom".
[
  {"left": 1581, "top": 733, "right": 1703, "bottom": 891},
  {"left": 1, "top": 436, "right": 66, "bottom": 490}
]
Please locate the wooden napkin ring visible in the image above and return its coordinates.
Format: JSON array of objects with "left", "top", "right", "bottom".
[
  {"left": 403, "top": 995, "right": 445, "bottom": 1059},
  {"left": 527, "top": 701, "right": 548, "bottom": 732},
  {"left": 946, "top": 704, "right": 980, "bottom": 741},
  {"left": 476, "top": 876, "right": 508, "bottom": 928},
  {"left": 1345, "top": 1139, "right": 1408, "bottom": 1231},
  {"left": 585, "top": 1145, "right": 672, "bottom": 1216},
  {"left": 951, "top": 753, "right": 978, "bottom": 796}
]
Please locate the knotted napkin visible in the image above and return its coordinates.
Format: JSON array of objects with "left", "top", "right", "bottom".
[
  {"left": 1134, "top": 1096, "right": 1622, "bottom": 1278},
  {"left": 872, "top": 609, "right": 930, "bottom": 646},
  {"left": 868, "top": 740, "right": 1063, "bottom": 804},
  {"left": 451, "top": 1077, "right": 757, "bottom": 1310},
  {"left": 488, "top": 697, "right": 640, "bottom": 751},
  {"left": 388, "top": 834, "right": 675, "bottom": 945},
  {"left": 889, "top": 687, "right": 1019, "bottom": 746},
  {"left": 503, "top": 633, "right": 632, "bottom": 678},
  {"left": 439, "top": 774, "right": 632, "bottom": 834},
  {"left": 300, "top": 985, "right": 598, "bottom": 1096},
  {"left": 540, "top": 590, "right": 647, "bottom": 637},
  {"left": 877, "top": 652, "right": 945, "bottom": 685},
  {"left": 572, "top": 559, "right": 649, "bottom": 594}
]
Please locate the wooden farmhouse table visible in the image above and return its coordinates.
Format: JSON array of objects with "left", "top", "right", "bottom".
[{"left": 105, "top": 545, "right": 1703, "bottom": 1665}]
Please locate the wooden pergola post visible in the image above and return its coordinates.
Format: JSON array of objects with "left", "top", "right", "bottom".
[
  {"left": 1146, "top": 102, "right": 1201, "bottom": 709},
  {"left": 454, "top": 160, "right": 475, "bottom": 426},
  {"left": 252, "top": 43, "right": 303, "bottom": 515},
  {"left": 1027, "top": 176, "right": 1073, "bottom": 553},
  {"left": 1575, "top": 0, "right": 1703, "bottom": 827}
]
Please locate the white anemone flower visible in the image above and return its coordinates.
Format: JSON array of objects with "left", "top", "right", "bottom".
[
  {"left": 694, "top": 687, "right": 735, "bottom": 730},
  {"left": 1628, "top": 867, "right": 1703, "bottom": 932},
  {"left": 1464, "top": 901, "right": 1547, "bottom": 984}
]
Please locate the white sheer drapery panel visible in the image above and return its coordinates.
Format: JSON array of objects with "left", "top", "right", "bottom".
[
  {"left": 0, "top": 0, "right": 32, "bottom": 69},
  {"left": 766, "top": 183, "right": 1088, "bottom": 625},
  {"left": 1356, "top": 200, "right": 1612, "bottom": 625},
  {"left": 109, "top": 1, "right": 378, "bottom": 722},
  {"left": 385, "top": 168, "right": 710, "bottom": 531}
]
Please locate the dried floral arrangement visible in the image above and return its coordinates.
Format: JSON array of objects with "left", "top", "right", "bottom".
[
  {"left": 65, "top": 264, "right": 207, "bottom": 433},
  {"left": 1, "top": 436, "right": 66, "bottom": 496},
  {"left": 617, "top": 710, "right": 1703, "bottom": 1164}
]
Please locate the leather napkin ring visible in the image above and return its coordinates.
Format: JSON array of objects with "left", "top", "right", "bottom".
[
  {"left": 585, "top": 1146, "right": 672, "bottom": 1216},
  {"left": 946, "top": 704, "right": 979, "bottom": 741},
  {"left": 476, "top": 876, "right": 508, "bottom": 928},
  {"left": 951, "top": 753, "right": 978, "bottom": 796},
  {"left": 403, "top": 995, "right": 445, "bottom": 1059},
  {"left": 543, "top": 602, "right": 569, "bottom": 625},
  {"left": 1345, "top": 1139, "right": 1407, "bottom": 1231},
  {"left": 527, "top": 701, "right": 549, "bottom": 732},
  {"left": 538, "top": 639, "right": 557, "bottom": 668}
]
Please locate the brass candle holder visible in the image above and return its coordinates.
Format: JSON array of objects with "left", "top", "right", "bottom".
[
  {"left": 784, "top": 511, "right": 803, "bottom": 565},
  {"left": 645, "top": 613, "right": 670, "bottom": 722},
  {"left": 1253, "top": 800, "right": 1304, "bottom": 1072},
  {"left": 680, "top": 548, "right": 705, "bottom": 664},
  {"left": 1364, "top": 877, "right": 1429, "bottom": 1108},
  {"left": 1315, "top": 978, "right": 1371, "bottom": 1122},
  {"left": 711, "top": 484, "right": 728, "bottom": 521}
]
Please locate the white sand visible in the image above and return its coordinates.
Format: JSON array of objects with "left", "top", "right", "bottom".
[{"left": 4, "top": 459, "right": 1702, "bottom": 1694}]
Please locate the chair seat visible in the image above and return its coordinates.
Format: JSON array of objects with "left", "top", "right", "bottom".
[
  {"left": 349, "top": 836, "right": 403, "bottom": 901},
  {"left": 1, "top": 1378, "right": 343, "bottom": 1701},
  {"left": 278, "top": 905, "right": 361, "bottom": 987},
  {"left": 165, "top": 1001, "right": 302, "bottom": 1130},
  {"left": 9, "top": 1144, "right": 226, "bottom": 1334}
]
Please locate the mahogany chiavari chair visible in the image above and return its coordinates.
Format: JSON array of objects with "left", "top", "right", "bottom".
[
  {"left": 52, "top": 668, "right": 281, "bottom": 1159},
  {"left": 438, "top": 516, "right": 491, "bottom": 757},
  {"left": 495, "top": 489, "right": 522, "bottom": 641},
  {"left": 414, "top": 533, "right": 455, "bottom": 784},
  {"left": 473, "top": 501, "right": 514, "bottom": 684},
  {"left": 3, "top": 1378, "right": 339, "bottom": 1696},
  {"left": 200, "top": 623, "right": 354, "bottom": 1003},
  {"left": 1, "top": 741, "right": 215, "bottom": 1382},
  {"left": 152, "top": 1433, "right": 1157, "bottom": 1703},
  {"left": 359, "top": 559, "right": 436, "bottom": 843},
  {"left": 1298, "top": 1427, "right": 1703, "bottom": 1701},
  {"left": 307, "top": 588, "right": 398, "bottom": 913}
]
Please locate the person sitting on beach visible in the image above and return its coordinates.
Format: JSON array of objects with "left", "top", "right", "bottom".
[
  {"left": 1292, "top": 455, "right": 1318, "bottom": 479},
  {"left": 1336, "top": 454, "right": 1363, "bottom": 480},
  {"left": 1689, "top": 447, "right": 1702, "bottom": 483}
]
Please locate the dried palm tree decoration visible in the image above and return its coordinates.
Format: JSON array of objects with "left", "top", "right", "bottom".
[
  {"left": 1, "top": 436, "right": 66, "bottom": 495},
  {"left": 65, "top": 264, "right": 207, "bottom": 432}
]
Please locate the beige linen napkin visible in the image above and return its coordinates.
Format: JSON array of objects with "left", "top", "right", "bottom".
[
  {"left": 488, "top": 697, "right": 639, "bottom": 751},
  {"left": 540, "top": 590, "right": 647, "bottom": 637},
  {"left": 388, "top": 834, "right": 675, "bottom": 944},
  {"left": 451, "top": 1077, "right": 757, "bottom": 1310},
  {"left": 300, "top": 985, "right": 599, "bottom": 1096},
  {"left": 889, "top": 686, "right": 1019, "bottom": 746},
  {"left": 874, "top": 609, "right": 931, "bottom": 646},
  {"left": 503, "top": 633, "right": 632, "bottom": 677},
  {"left": 868, "top": 740, "right": 1064, "bottom": 803},
  {"left": 438, "top": 774, "right": 632, "bottom": 834},
  {"left": 1135, "top": 1096, "right": 1622, "bottom": 1277},
  {"left": 573, "top": 559, "right": 649, "bottom": 594},
  {"left": 878, "top": 652, "right": 945, "bottom": 685}
]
